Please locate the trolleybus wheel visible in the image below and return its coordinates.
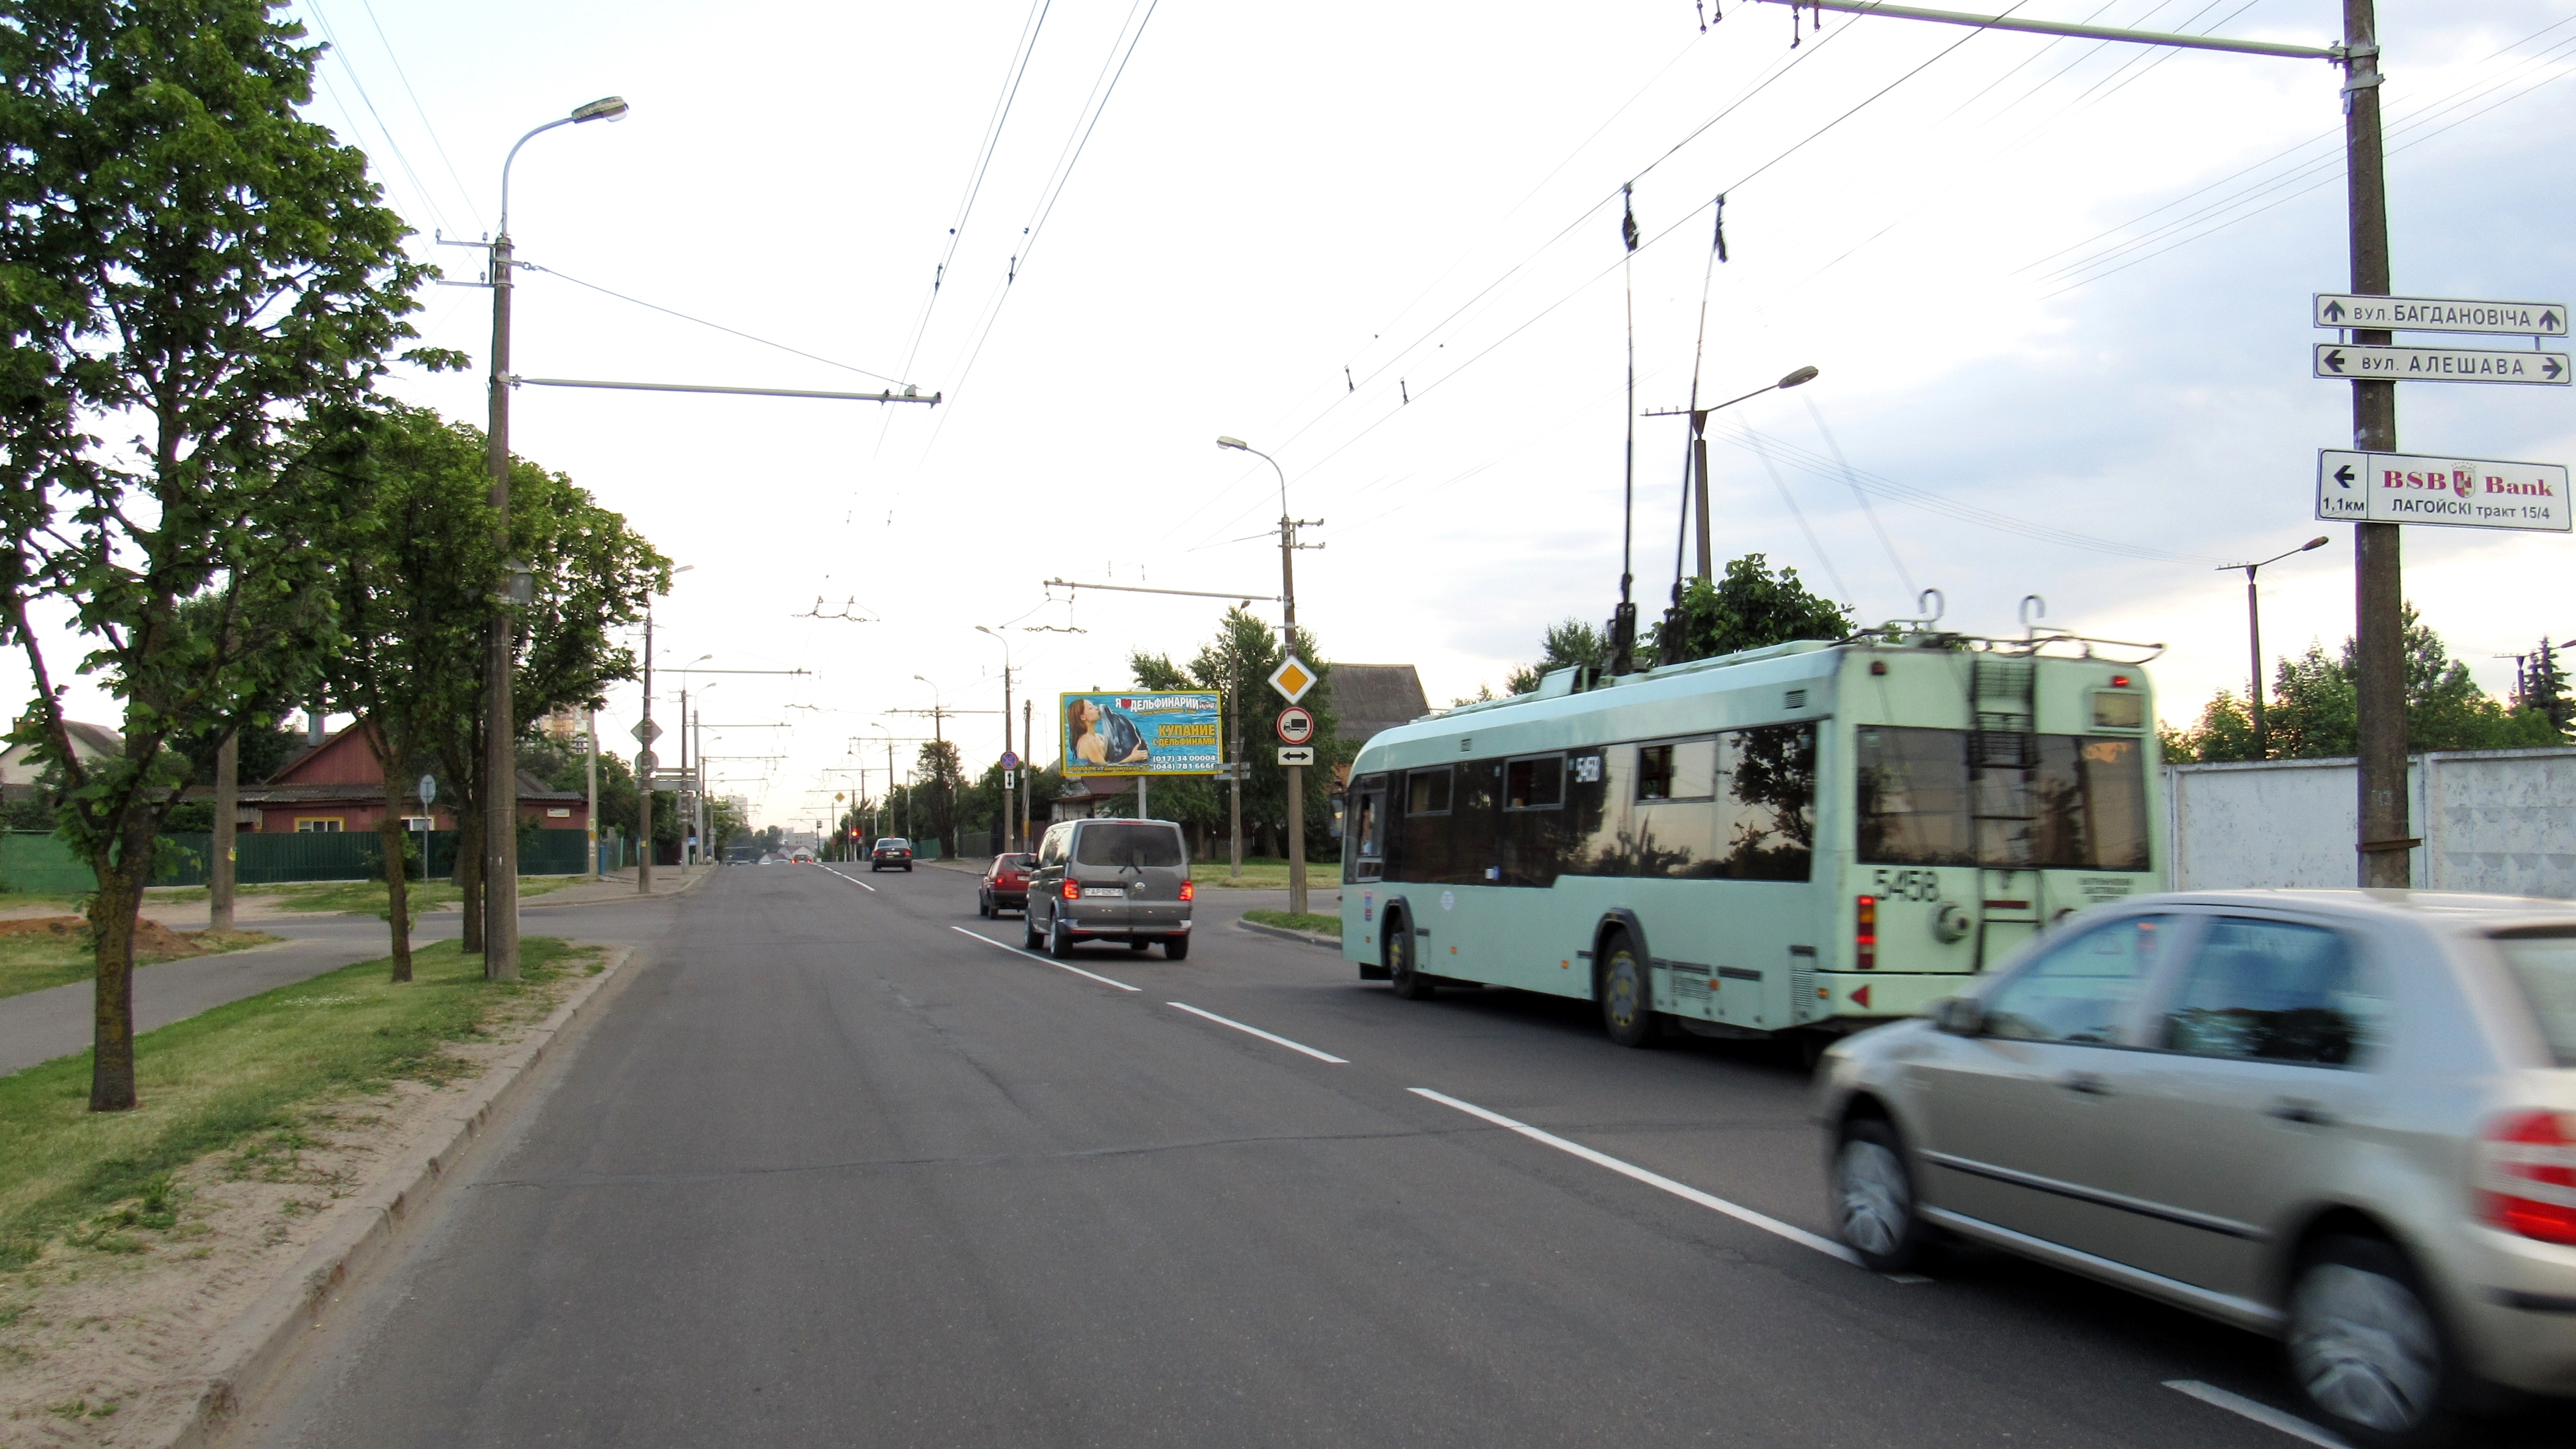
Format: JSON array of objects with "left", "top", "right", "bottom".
[
  {"left": 1387, "top": 917, "right": 1434, "bottom": 1000},
  {"left": 1599, "top": 934, "right": 1656, "bottom": 1048}
]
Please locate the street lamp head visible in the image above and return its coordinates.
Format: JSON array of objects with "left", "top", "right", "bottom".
[
  {"left": 571, "top": 96, "right": 630, "bottom": 124},
  {"left": 2302, "top": 536, "right": 2330, "bottom": 551},
  {"left": 1216, "top": 436, "right": 1249, "bottom": 452},
  {"left": 1778, "top": 366, "right": 1821, "bottom": 390}
]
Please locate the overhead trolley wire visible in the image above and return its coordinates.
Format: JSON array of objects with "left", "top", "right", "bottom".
[{"left": 302, "top": 1, "right": 453, "bottom": 236}]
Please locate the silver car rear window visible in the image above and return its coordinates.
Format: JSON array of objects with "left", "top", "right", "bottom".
[
  {"left": 1074, "top": 823, "right": 1183, "bottom": 868},
  {"left": 2490, "top": 929, "right": 2576, "bottom": 1067}
]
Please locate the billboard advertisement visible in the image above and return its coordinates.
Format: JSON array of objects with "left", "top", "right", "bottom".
[{"left": 1060, "top": 692, "right": 1224, "bottom": 777}]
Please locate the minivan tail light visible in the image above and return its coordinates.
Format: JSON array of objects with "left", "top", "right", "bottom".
[
  {"left": 1062, "top": 879, "right": 1081, "bottom": 902},
  {"left": 2479, "top": 1110, "right": 2576, "bottom": 1246},
  {"left": 1856, "top": 895, "right": 1877, "bottom": 971},
  {"left": 1179, "top": 880, "right": 1195, "bottom": 902}
]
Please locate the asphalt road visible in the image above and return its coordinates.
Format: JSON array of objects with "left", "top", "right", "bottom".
[{"left": 230, "top": 863, "right": 2566, "bottom": 1448}]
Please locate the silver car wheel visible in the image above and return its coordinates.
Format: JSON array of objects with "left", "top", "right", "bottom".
[
  {"left": 1836, "top": 1138, "right": 1911, "bottom": 1259},
  {"left": 2289, "top": 1262, "right": 2440, "bottom": 1433}
]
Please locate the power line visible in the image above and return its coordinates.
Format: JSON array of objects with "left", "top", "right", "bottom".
[
  {"left": 515, "top": 262, "right": 911, "bottom": 388},
  {"left": 301, "top": 0, "right": 453, "bottom": 237},
  {"left": 353, "top": 0, "right": 482, "bottom": 233}
]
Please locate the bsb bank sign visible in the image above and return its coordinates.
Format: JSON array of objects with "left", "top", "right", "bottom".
[{"left": 2317, "top": 449, "right": 2571, "bottom": 534}]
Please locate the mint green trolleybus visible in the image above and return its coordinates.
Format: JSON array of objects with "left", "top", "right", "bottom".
[{"left": 1337, "top": 616, "right": 2163, "bottom": 1050}]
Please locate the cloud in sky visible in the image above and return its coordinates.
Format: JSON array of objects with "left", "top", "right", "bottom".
[{"left": 8, "top": 1, "right": 2570, "bottom": 826}]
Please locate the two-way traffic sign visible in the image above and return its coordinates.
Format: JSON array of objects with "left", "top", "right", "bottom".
[
  {"left": 2313, "top": 344, "right": 2568, "bottom": 386},
  {"left": 2314, "top": 293, "right": 2566, "bottom": 336},
  {"left": 1277, "top": 746, "right": 1316, "bottom": 766},
  {"left": 2316, "top": 449, "right": 2570, "bottom": 533}
]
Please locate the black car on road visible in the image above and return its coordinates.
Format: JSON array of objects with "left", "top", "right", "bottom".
[{"left": 869, "top": 837, "right": 915, "bottom": 872}]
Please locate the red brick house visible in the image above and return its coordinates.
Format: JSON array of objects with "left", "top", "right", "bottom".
[{"left": 220, "top": 723, "right": 588, "bottom": 834}]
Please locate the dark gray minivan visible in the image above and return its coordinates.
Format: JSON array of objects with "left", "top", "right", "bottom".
[{"left": 1024, "top": 818, "right": 1194, "bottom": 960}]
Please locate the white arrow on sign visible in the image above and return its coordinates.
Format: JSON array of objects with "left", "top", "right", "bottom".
[
  {"left": 1277, "top": 746, "right": 1316, "bottom": 766},
  {"left": 2314, "top": 293, "right": 2567, "bottom": 336},
  {"left": 2313, "top": 344, "right": 2569, "bottom": 386},
  {"left": 631, "top": 719, "right": 663, "bottom": 745},
  {"left": 2316, "top": 450, "right": 2571, "bottom": 533}
]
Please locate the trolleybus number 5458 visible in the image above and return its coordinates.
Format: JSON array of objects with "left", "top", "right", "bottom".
[{"left": 1872, "top": 868, "right": 1943, "bottom": 902}]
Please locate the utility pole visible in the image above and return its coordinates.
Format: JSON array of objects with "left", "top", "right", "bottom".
[
  {"left": 1230, "top": 647, "right": 1244, "bottom": 882},
  {"left": 483, "top": 215, "right": 520, "bottom": 981},
  {"left": 2219, "top": 537, "right": 2329, "bottom": 757},
  {"left": 210, "top": 732, "right": 237, "bottom": 932},
  {"left": 637, "top": 609, "right": 654, "bottom": 896},
  {"left": 1214, "top": 438, "right": 1319, "bottom": 914},
  {"left": 1748, "top": 0, "right": 2400, "bottom": 886},
  {"left": 2342, "top": 0, "right": 2408, "bottom": 888},
  {"left": 585, "top": 705, "right": 600, "bottom": 879},
  {"left": 1023, "top": 698, "right": 1035, "bottom": 851}
]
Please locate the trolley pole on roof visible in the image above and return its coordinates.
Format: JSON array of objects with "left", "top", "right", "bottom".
[{"left": 1752, "top": 0, "right": 2405, "bottom": 884}]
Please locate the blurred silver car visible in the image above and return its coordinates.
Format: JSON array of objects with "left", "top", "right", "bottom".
[{"left": 1817, "top": 890, "right": 2576, "bottom": 1446}]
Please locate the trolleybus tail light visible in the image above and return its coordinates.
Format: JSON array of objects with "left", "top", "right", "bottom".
[
  {"left": 1062, "top": 879, "right": 1081, "bottom": 902},
  {"left": 1856, "top": 895, "right": 1877, "bottom": 971},
  {"left": 1179, "top": 880, "right": 1195, "bottom": 902},
  {"left": 2111, "top": 674, "right": 2132, "bottom": 688},
  {"left": 2479, "top": 1110, "right": 2576, "bottom": 1245}
]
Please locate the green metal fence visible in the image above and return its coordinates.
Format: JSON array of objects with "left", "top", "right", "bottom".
[{"left": 0, "top": 827, "right": 599, "bottom": 892}]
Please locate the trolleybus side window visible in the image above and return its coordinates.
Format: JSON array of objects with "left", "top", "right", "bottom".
[
  {"left": 1856, "top": 726, "right": 1974, "bottom": 866},
  {"left": 1504, "top": 754, "right": 1564, "bottom": 810},
  {"left": 1713, "top": 723, "right": 1816, "bottom": 882},
  {"left": 1344, "top": 773, "right": 1388, "bottom": 884},
  {"left": 1636, "top": 739, "right": 1716, "bottom": 802}
]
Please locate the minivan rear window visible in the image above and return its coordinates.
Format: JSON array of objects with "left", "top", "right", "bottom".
[
  {"left": 2491, "top": 930, "right": 2576, "bottom": 1067},
  {"left": 1074, "top": 822, "right": 1185, "bottom": 868}
]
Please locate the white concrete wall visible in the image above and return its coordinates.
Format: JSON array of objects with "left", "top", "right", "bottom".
[{"left": 2166, "top": 747, "right": 2576, "bottom": 897}]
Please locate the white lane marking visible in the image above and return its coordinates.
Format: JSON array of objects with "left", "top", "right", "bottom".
[
  {"left": 1166, "top": 1002, "right": 1348, "bottom": 1063},
  {"left": 1408, "top": 1087, "right": 1863, "bottom": 1266},
  {"left": 816, "top": 865, "right": 877, "bottom": 892},
  {"left": 950, "top": 927, "right": 1140, "bottom": 992},
  {"left": 2164, "top": 1381, "right": 2350, "bottom": 1449}
]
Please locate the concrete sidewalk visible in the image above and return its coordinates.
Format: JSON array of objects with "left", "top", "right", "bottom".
[
  {"left": 0, "top": 917, "right": 462, "bottom": 1078},
  {"left": 0, "top": 869, "right": 710, "bottom": 1078}
]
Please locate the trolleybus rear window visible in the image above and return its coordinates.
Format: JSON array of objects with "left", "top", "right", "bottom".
[{"left": 1856, "top": 726, "right": 2148, "bottom": 871}]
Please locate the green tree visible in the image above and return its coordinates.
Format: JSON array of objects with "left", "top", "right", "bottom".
[
  {"left": 1650, "top": 553, "right": 1853, "bottom": 667},
  {"left": 2165, "top": 606, "right": 2556, "bottom": 762},
  {"left": 0, "top": 1, "right": 442, "bottom": 1110},
  {"left": 1128, "top": 606, "right": 1345, "bottom": 858},
  {"left": 1504, "top": 619, "right": 1611, "bottom": 695}
]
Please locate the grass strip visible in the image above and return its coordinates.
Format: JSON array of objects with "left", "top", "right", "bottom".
[
  {"left": 1242, "top": 909, "right": 1342, "bottom": 937},
  {"left": 248, "top": 874, "right": 585, "bottom": 916},
  {"left": 0, "top": 929, "right": 280, "bottom": 1003},
  {"left": 0, "top": 936, "right": 597, "bottom": 1268},
  {"left": 1188, "top": 858, "right": 1315, "bottom": 889}
]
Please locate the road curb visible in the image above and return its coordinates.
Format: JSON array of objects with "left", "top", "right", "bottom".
[
  {"left": 161, "top": 943, "right": 637, "bottom": 1449},
  {"left": 1234, "top": 918, "right": 1343, "bottom": 951},
  {"left": 522, "top": 866, "right": 716, "bottom": 909}
]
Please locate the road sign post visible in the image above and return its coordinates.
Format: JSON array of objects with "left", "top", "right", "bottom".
[{"left": 2317, "top": 450, "right": 2570, "bottom": 532}]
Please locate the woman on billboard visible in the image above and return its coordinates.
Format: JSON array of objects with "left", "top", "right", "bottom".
[{"left": 1068, "top": 697, "right": 1150, "bottom": 767}]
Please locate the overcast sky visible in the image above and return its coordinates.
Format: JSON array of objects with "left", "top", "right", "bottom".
[{"left": 17, "top": 1, "right": 2575, "bottom": 830}]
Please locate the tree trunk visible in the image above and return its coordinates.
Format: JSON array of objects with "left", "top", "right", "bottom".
[
  {"left": 380, "top": 808, "right": 413, "bottom": 982},
  {"left": 87, "top": 830, "right": 154, "bottom": 1111},
  {"left": 210, "top": 732, "right": 237, "bottom": 931},
  {"left": 456, "top": 797, "right": 485, "bottom": 955}
]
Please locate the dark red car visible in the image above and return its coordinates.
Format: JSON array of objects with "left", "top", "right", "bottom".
[{"left": 978, "top": 852, "right": 1036, "bottom": 917}]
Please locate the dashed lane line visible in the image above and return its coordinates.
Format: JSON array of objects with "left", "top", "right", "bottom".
[
  {"left": 1166, "top": 1002, "right": 1348, "bottom": 1063},
  {"left": 817, "top": 865, "right": 877, "bottom": 892},
  {"left": 950, "top": 927, "right": 1140, "bottom": 992},
  {"left": 2163, "top": 1381, "right": 2350, "bottom": 1448},
  {"left": 1408, "top": 1087, "right": 1863, "bottom": 1267}
]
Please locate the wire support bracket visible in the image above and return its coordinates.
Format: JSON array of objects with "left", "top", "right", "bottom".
[
  {"left": 506, "top": 375, "right": 940, "bottom": 405},
  {"left": 1745, "top": 1, "right": 2345, "bottom": 62}
]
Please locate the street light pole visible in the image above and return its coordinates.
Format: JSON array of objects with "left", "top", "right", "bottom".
[
  {"left": 1646, "top": 364, "right": 1819, "bottom": 584},
  {"left": 976, "top": 626, "right": 1014, "bottom": 852},
  {"left": 1217, "top": 437, "right": 1317, "bottom": 916},
  {"left": 483, "top": 94, "right": 628, "bottom": 982},
  {"left": 2218, "top": 537, "right": 2329, "bottom": 757}
]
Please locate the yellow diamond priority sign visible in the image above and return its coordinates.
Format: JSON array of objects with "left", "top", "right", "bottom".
[{"left": 1267, "top": 655, "right": 1317, "bottom": 705}]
